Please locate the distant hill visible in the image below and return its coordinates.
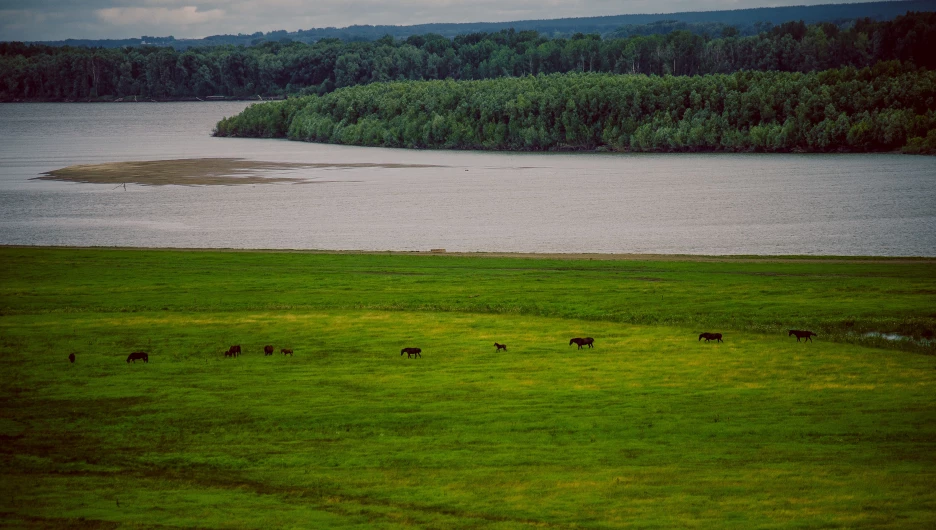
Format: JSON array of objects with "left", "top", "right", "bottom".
[{"left": 23, "top": 0, "right": 936, "bottom": 49}]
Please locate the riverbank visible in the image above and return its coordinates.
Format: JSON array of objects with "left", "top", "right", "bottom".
[{"left": 5, "top": 245, "right": 936, "bottom": 264}]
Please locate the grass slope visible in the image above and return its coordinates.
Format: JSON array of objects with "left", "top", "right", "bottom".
[{"left": 1, "top": 248, "right": 935, "bottom": 528}]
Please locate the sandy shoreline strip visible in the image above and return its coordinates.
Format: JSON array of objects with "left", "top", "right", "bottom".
[{"left": 2, "top": 245, "right": 933, "bottom": 264}]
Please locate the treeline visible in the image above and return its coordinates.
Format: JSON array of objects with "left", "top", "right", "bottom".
[
  {"left": 2, "top": 12, "right": 935, "bottom": 101},
  {"left": 214, "top": 63, "right": 936, "bottom": 154}
]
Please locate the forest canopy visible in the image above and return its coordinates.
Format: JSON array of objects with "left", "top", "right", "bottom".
[{"left": 1, "top": 12, "right": 935, "bottom": 101}]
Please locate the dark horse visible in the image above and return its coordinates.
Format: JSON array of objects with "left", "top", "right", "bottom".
[
  {"left": 281, "top": 348, "right": 293, "bottom": 356},
  {"left": 789, "top": 330, "right": 817, "bottom": 342},
  {"left": 127, "top": 351, "right": 148, "bottom": 363},
  {"left": 263, "top": 345, "right": 274, "bottom": 356},
  {"left": 494, "top": 342, "right": 507, "bottom": 352},
  {"left": 699, "top": 332, "right": 723, "bottom": 343},
  {"left": 68, "top": 353, "right": 76, "bottom": 363},
  {"left": 569, "top": 337, "right": 594, "bottom": 349},
  {"left": 225, "top": 345, "right": 241, "bottom": 357},
  {"left": 401, "top": 347, "right": 422, "bottom": 358}
]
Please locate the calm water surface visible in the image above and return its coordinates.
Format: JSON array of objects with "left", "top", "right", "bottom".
[{"left": 1, "top": 102, "right": 934, "bottom": 255}]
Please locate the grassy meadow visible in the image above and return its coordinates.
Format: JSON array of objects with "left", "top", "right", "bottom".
[{"left": 0, "top": 247, "right": 934, "bottom": 528}]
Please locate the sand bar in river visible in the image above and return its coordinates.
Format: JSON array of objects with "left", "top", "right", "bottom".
[{"left": 35, "top": 158, "right": 446, "bottom": 186}]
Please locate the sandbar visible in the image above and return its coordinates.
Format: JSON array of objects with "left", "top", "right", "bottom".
[{"left": 35, "top": 158, "right": 446, "bottom": 186}]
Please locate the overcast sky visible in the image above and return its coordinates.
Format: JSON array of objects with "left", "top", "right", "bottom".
[{"left": 0, "top": 0, "right": 884, "bottom": 42}]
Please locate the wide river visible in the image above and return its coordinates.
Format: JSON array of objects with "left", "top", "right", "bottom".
[{"left": 1, "top": 102, "right": 934, "bottom": 255}]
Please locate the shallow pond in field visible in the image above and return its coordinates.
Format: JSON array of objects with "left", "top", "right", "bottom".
[{"left": 1, "top": 102, "right": 934, "bottom": 255}]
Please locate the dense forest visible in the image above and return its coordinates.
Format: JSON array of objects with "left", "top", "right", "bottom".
[
  {"left": 214, "top": 63, "right": 936, "bottom": 154},
  {"left": 2, "top": 12, "right": 935, "bottom": 101},
  {"left": 29, "top": 0, "right": 936, "bottom": 49}
]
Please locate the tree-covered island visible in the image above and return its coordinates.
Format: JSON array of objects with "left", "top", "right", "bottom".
[
  {"left": 214, "top": 64, "right": 936, "bottom": 154},
  {"left": 210, "top": 12, "right": 936, "bottom": 153}
]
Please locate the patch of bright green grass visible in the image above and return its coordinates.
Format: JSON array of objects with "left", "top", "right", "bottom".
[
  {"left": 1, "top": 248, "right": 934, "bottom": 351},
  {"left": 0, "top": 248, "right": 934, "bottom": 528}
]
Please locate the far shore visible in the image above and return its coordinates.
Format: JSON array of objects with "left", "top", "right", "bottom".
[{"left": 3, "top": 245, "right": 933, "bottom": 264}]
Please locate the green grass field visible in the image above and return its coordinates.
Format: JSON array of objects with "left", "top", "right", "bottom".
[{"left": 1, "top": 248, "right": 934, "bottom": 528}]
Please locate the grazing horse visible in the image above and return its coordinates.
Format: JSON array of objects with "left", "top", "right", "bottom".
[
  {"left": 569, "top": 337, "right": 594, "bottom": 349},
  {"left": 264, "top": 345, "right": 274, "bottom": 356},
  {"left": 68, "top": 353, "right": 76, "bottom": 363},
  {"left": 494, "top": 342, "right": 507, "bottom": 352},
  {"left": 281, "top": 348, "right": 293, "bottom": 356},
  {"left": 401, "top": 347, "right": 422, "bottom": 358},
  {"left": 789, "top": 330, "right": 817, "bottom": 342},
  {"left": 226, "top": 345, "right": 241, "bottom": 357},
  {"left": 126, "top": 351, "right": 148, "bottom": 363},
  {"left": 699, "top": 332, "right": 723, "bottom": 343}
]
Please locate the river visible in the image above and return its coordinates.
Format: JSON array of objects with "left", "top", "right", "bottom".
[{"left": 1, "top": 102, "right": 934, "bottom": 255}]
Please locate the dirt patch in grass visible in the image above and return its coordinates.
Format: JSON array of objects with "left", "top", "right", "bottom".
[{"left": 34, "top": 158, "right": 446, "bottom": 186}]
